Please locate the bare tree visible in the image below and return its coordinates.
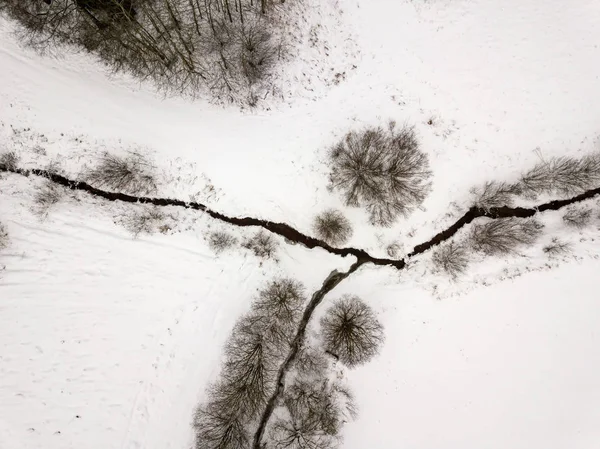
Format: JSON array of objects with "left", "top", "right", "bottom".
[
  {"left": 193, "top": 401, "right": 250, "bottom": 449},
  {"left": 271, "top": 376, "right": 356, "bottom": 449},
  {"left": 519, "top": 153, "right": 600, "bottom": 197},
  {"left": 320, "top": 296, "right": 384, "bottom": 368},
  {"left": 252, "top": 278, "right": 305, "bottom": 327},
  {"left": 562, "top": 207, "right": 593, "bottom": 229},
  {"left": 469, "top": 217, "right": 543, "bottom": 256},
  {"left": 243, "top": 230, "right": 278, "bottom": 260},
  {"left": 431, "top": 241, "right": 469, "bottom": 279},
  {"left": 86, "top": 152, "right": 157, "bottom": 195},
  {"left": 1, "top": 0, "right": 282, "bottom": 102},
  {"left": 312, "top": 209, "right": 353, "bottom": 246},
  {"left": 208, "top": 230, "right": 238, "bottom": 254},
  {"left": 471, "top": 181, "right": 520, "bottom": 211},
  {"left": 328, "top": 122, "right": 431, "bottom": 226}
]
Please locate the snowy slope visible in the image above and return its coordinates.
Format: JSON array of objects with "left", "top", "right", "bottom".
[{"left": 1, "top": 0, "right": 600, "bottom": 448}]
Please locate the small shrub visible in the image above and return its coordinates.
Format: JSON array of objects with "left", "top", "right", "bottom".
[
  {"left": 472, "top": 181, "right": 520, "bottom": 211},
  {"left": 431, "top": 241, "right": 469, "bottom": 279},
  {"left": 519, "top": 153, "right": 600, "bottom": 197},
  {"left": 543, "top": 237, "right": 572, "bottom": 257},
  {"left": 33, "top": 181, "right": 63, "bottom": 217},
  {"left": 243, "top": 230, "right": 278, "bottom": 260},
  {"left": 469, "top": 217, "right": 543, "bottom": 256},
  {"left": 86, "top": 152, "right": 157, "bottom": 195},
  {"left": 328, "top": 122, "right": 431, "bottom": 226},
  {"left": 320, "top": 295, "right": 384, "bottom": 368},
  {"left": 122, "top": 207, "right": 165, "bottom": 237},
  {"left": 386, "top": 242, "right": 402, "bottom": 258},
  {"left": 562, "top": 207, "right": 592, "bottom": 229},
  {"left": 0, "top": 151, "right": 19, "bottom": 170},
  {"left": 0, "top": 222, "right": 8, "bottom": 250},
  {"left": 312, "top": 209, "right": 353, "bottom": 246},
  {"left": 208, "top": 231, "right": 238, "bottom": 254}
]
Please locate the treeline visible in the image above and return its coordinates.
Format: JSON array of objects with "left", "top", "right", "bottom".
[{"left": 0, "top": 0, "right": 282, "bottom": 103}]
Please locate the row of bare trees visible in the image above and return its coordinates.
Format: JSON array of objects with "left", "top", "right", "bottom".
[
  {"left": 193, "top": 277, "right": 384, "bottom": 448},
  {"left": 0, "top": 0, "right": 282, "bottom": 102}
]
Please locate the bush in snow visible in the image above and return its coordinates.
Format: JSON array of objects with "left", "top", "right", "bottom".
[
  {"left": 207, "top": 231, "right": 238, "bottom": 254},
  {"left": 122, "top": 207, "right": 166, "bottom": 237},
  {"left": 86, "top": 152, "right": 157, "bottom": 195},
  {"left": 312, "top": 209, "right": 353, "bottom": 246},
  {"left": 471, "top": 181, "right": 520, "bottom": 211},
  {"left": 0, "top": 222, "right": 8, "bottom": 250},
  {"left": 469, "top": 217, "right": 543, "bottom": 256},
  {"left": 543, "top": 237, "right": 572, "bottom": 257},
  {"left": 431, "top": 241, "right": 469, "bottom": 279},
  {"left": 320, "top": 295, "right": 384, "bottom": 368},
  {"left": 562, "top": 206, "right": 593, "bottom": 229},
  {"left": 243, "top": 230, "right": 278, "bottom": 260},
  {"left": 0, "top": 151, "right": 19, "bottom": 171},
  {"left": 518, "top": 153, "right": 600, "bottom": 197},
  {"left": 328, "top": 122, "right": 431, "bottom": 226},
  {"left": 33, "top": 180, "right": 63, "bottom": 218}
]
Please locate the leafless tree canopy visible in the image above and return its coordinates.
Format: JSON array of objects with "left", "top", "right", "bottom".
[
  {"left": 252, "top": 278, "right": 305, "bottom": 328},
  {"left": 562, "top": 207, "right": 593, "bottom": 229},
  {"left": 243, "top": 230, "right": 278, "bottom": 260},
  {"left": 320, "top": 295, "right": 384, "bottom": 368},
  {"left": 471, "top": 181, "right": 520, "bottom": 211},
  {"left": 271, "top": 377, "right": 356, "bottom": 449},
  {"left": 312, "top": 209, "right": 353, "bottom": 246},
  {"left": 0, "top": 0, "right": 281, "bottom": 102},
  {"left": 86, "top": 152, "right": 157, "bottom": 195},
  {"left": 519, "top": 153, "right": 600, "bottom": 197},
  {"left": 431, "top": 241, "right": 469, "bottom": 279},
  {"left": 469, "top": 217, "right": 543, "bottom": 256},
  {"left": 328, "top": 123, "right": 431, "bottom": 226}
]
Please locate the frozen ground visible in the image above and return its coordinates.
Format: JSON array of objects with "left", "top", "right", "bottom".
[{"left": 1, "top": 0, "right": 600, "bottom": 448}]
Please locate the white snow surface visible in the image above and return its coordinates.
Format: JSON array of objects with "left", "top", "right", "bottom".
[{"left": 1, "top": 0, "right": 600, "bottom": 448}]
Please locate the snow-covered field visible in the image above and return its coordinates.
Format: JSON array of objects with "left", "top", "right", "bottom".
[{"left": 1, "top": 0, "right": 600, "bottom": 448}]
